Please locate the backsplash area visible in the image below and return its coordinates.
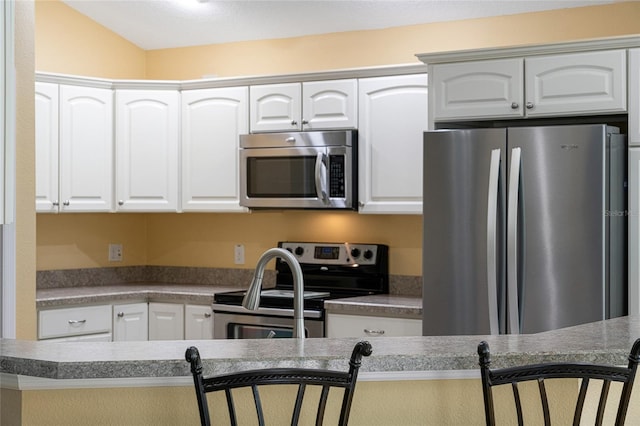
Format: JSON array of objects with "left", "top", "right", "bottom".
[{"left": 36, "top": 267, "right": 421, "bottom": 296}]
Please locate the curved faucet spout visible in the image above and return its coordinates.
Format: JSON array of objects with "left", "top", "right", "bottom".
[{"left": 242, "top": 248, "right": 306, "bottom": 338}]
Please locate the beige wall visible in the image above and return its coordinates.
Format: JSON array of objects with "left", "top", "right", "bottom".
[
  {"left": 33, "top": 1, "right": 640, "bottom": 277},
  {"left": 35, "top": 0, "right": 145, "bottom": 79},
  {"left": 145, "top": 2, "right": 640, "bottom": 80},
  {"left": 15, "top": 0, "right": 36, "bottom": 340}
]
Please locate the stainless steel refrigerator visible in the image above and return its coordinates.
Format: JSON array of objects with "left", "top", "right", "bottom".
[{"left": 422, "top": 124, "right": 626, "bottom": 335}]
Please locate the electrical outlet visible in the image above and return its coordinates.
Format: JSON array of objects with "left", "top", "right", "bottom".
[
  {"left": 109, "top": 244, "right": 123, "bottom": 262},
  {"left": 234, "top": 244, "right": 245, "bottom": 265}
]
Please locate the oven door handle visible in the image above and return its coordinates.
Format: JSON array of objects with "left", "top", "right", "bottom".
[
  {"left": 315, "top": 152, "right": 328, "bottom": 203},
  {"left": 212, "top": 303, "right": 323, "bottom": 319}
]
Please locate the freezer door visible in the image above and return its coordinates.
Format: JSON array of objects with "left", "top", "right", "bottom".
[
  {"left": 423, "top": 129, "right": 507, "bottom": 335},
  {"left": 508, "top": 124, "right": 609, "bottom": 334}
]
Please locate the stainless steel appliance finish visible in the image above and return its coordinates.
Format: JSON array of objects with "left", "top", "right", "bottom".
[
  {"left": 423, "top": 124, "right": 626, "bottom": 336},
  {"left": 239, "top": 130, "right": 357, "bottom": 209},
  {"left": 213, "top": 241, "right": 389, "bottom": 339}
]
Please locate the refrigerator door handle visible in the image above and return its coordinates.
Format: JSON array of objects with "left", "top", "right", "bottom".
[
  {"left": 507, "top": 147, "right": 522, "bottom": 334},
  {"left": 486, "top": 149, "right": 501, "bottom": 335}
]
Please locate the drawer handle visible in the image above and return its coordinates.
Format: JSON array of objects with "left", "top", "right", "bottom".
[
  {"left": 364, "top": 328, "right": 385, "bottom": 336},
  {"left": 68, "top": 319, "right": 87, "bottom": 325}
]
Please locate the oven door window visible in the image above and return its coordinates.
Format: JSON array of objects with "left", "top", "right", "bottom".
[
  {"left": 227, "top": 322, "right": 306, "bottom": 339},
  {"left": 246, "top": 155, "right": 317, "bottom": 198}
]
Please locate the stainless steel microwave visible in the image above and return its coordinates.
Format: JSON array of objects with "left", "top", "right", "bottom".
[{"left": 239, "top": 130, "right": 357, "bottom": 209}]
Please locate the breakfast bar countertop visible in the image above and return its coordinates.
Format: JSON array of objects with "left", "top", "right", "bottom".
[{"left": 2, "top": 315, "right": 640, "bottom": 381}]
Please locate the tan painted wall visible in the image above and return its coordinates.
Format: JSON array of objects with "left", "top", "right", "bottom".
[
  {"left": 33, "top": 1, "right": 640, "bottom": 276},
  {"left": 17, "top": 377, "right": 640, "bottom": 425},
  {"left": 15, "top": 0, "right": 36, "bottom": 340},
  {"left": 145, "top": 2, "right": 640, "bottom": 80},
  {"left": 35, "top": 0, "right": 145, "bottom": 79}
]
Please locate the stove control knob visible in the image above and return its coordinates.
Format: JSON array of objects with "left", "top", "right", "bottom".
[
  {"left": 363, "top": 249, "right": 374, "bottom": 260},
  {"left": 350, "top": 248, "right": 361, "bottom": 258},
  {"left": 294, "top": 246, "right": 304, "bottom": 256}
]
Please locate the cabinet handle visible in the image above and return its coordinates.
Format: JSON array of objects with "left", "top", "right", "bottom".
[
  {"left": 290, "top": 120, "right": 298, "bottom": 126},
  {"left": 302, "top": 119, "right": 309, "bottom": 125},
  {"left": 68, "top": 319, "right": 87, "bottom": 325},
  {"left": 364, "top": 328, "right": 385, "bottom": 336},
  {"left": 511, "top": 102, "right": 519, "bottom": 110},
  {"left": 117, "top": 312, "right": 124, "bottom": 318},
  {"left": 118, "top": 200, "right": 124, "bottom": 206},
  {"left": 204, "top": 312, "right": 212, "bottom": 318},
  {"left": 52, "top": 200, "right": 59, "bottom": 206},
  {"left": 526, "top": 102, "right": 534, "bottom": 109},
  {"left": 63, "top": 200, "right": 70, "bottom": 206}
]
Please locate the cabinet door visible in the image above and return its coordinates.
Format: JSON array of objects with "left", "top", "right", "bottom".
[
  {"left": 184, "top": 304, "right": 213, "bottom": 339},
  {"left": 181, "top": 87, "right": 248, "bottom": 212},
  {"left": 431, "top": 58, "right": 524, "bottom": 121},
  {"left": 38, "top": 305, "right": 112, "bottom": 340},
  {"left": 525, "top": 50, "right": 627, "bottom": 117},
  {"left": 629, "top": 48, "right": 640, "bottom": 146},
  {"left": 148, "top": 302, "right": 184, "bottom": 340},
  {"left": 302, "top": 79, "right": 357, "bottom": 130},
  {"left": 358, "top": 74, "right": 428, "bottom": 214},
  {"left": 250, "top": 83, "right": 301, "bottom": 132},
  {"left": 59, "top": 85, "right": 114, "bottom": 212},
  {"left": 113, "top": 302, "right": 148, "bottom": 341},
  {"left": 326, "top": 313, "right": 422, "bottom": 338},
  {"left": 35, "top": 82, "right": 59, "bottom": 213},
  {"left": 629, "top": 148, "right": 640, "bottom": 316},
  {"left": 116, "top": 90, "right": 179, "bottom": 211}
]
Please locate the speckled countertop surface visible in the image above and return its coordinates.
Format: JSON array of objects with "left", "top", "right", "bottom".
[
  {"left": 324, "top": 295, "right": 422, "bottom": 319},
  {"left": 2, "top": 315, "right": 640, "bottom": 380},
  {"left": 36, "top": 284, "right": 244, "bottom": 308},
  {"left": 36, "top": 284, "right": 423, "bottom": 317}
]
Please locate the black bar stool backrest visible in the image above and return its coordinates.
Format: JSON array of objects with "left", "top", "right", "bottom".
[
  {"left": 478, "top": 339, "right": 640, "bottom": 426},
  {"left": 185, "top": 341, "right": 372, "bottom": 426}
]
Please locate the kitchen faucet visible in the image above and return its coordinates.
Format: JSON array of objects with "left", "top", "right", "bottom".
[{"left": 242, "top": 248, "right": 306, "bottom": 338}]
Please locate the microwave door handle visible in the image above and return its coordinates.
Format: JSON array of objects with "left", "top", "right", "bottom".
[{"left": 315, "top": 152, "right": 328, "bottom": 203}]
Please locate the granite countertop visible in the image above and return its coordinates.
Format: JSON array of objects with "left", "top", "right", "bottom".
[
  {"left": 36, "top": 284, "right": 246, "bottom": 308},
  {"left": 324, "top": 294, "right": 422, "bottom": 319},
  {"left": 2, "top": 316, "right": 640, "bottom": 380},
  {"left": 36, "top": 285, "right": 423, "bottom": 318}
]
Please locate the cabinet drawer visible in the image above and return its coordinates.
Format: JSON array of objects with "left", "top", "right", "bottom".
[
  {"left": 326, "top": 313, "right": 422, "bottom": 338},
  {"left": 38, "top": 305, "right": 112, "bottom": 340}
]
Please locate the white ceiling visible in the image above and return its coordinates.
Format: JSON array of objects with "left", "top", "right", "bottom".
[{"left": 62, "top": 0, "right": 627, "bottom": 50}]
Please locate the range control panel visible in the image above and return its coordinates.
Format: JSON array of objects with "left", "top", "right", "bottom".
[{"left": 278, "top": 242, "right": 380, "bottom": 266}]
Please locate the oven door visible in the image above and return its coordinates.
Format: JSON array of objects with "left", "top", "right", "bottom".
[
  {"left": 240, "top": 146, "right": 353, "bottom": 209},
  {"left": 213, "top": 309, "right": 324, "bottom": 339}
]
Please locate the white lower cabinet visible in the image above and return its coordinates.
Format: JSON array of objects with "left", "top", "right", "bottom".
[
  {"left": 38, "top": 305, "right": 112, "bottom": 340},
  {"left": 325, "top": 313, "right": 422, "bottom": 338},
  {"left": 113, "top": 302, "right": 149, "bottom": 341},
  {"left": 185, "top": 304, "right": 214, "bottom": 339},
  {"left": 148, "top": 302, "right": 184, "bottom": 340}
]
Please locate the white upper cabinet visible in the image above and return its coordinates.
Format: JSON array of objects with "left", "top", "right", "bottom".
[
  {"left": 181, "top": 87, "right": 248, "bottom": 212},
  {"left": 35, "top": 82, "right": 59, "bottom": 212},
  {"left": 358, "top": 74, "right": 428, "bottom": 214},
  {"left": 525, "top": 50, "right": 626, "bottom": 117},
  {"left": 431, "top": 50, "right": 627, "bottom": 122},
  {"left": 59, "top": 85, "right": 114, "bottom": 212},
  {"left": 36, "top": 83, "right": 114, "bottom": 213},
  {"left": 115, "top": 89, "right": 180, "bottom": 212},
  {"left": 432, "top": 58, "right": 524, "bottom": 121},
  {"left": 302, "top": 80, "right": 357, "bottom": 130},
  {"left": 629, "top": 48, "right": 640, "bottom": 146},
  {"left": 250, "top": 79, "right": 357, "bottom": 132}
]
